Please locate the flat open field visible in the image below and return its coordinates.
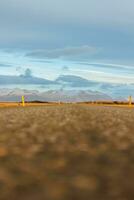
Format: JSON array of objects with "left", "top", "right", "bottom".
[{"left": 0, "top": 105, "right": 134, "bottom": 200}]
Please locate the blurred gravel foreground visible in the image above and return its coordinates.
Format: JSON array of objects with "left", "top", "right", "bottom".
[{"left": 0, "top": 105, "right": 134, "bottom": 200}]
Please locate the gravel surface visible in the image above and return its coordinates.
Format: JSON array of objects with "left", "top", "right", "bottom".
[{"left": 0, "top": 105, "right": 134, "bottom": 200}]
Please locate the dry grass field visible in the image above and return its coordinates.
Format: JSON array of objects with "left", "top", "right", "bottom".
[{"left": 0, "top": 104, "right": 134, "bottom": 200}]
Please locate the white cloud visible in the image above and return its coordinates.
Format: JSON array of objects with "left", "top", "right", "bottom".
[{"left": 26, "top": 46, "right": 100, "bottom": 59}]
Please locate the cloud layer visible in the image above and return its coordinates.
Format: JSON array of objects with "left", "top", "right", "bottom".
[
  {"left": 0, "top": 0, "right": 134, "bottom": 60},
  {"left": 26, "top": 46, "right": 99, "bottom": 59}
]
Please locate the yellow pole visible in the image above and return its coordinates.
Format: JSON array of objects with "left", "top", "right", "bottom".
[
  {"left": 129, "top": 96, "right": 132, "bottom": 106},
  {"left": 22, "top": 95, "right": 25, "bottom": 107}
]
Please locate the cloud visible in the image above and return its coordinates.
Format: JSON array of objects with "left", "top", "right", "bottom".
[
  {"left": 76, "top": 62, "right": 134, "bottom": 71},
  {"left": 23, "top": 68, "right": 32, "bottom": 77},
  {"left": 16, "top": 66, "right": 22, "bottom": 73},
  {"left": 56, "top": 74, "right": 96, "bottom": 87},
  {"left": 0, "top": 74, "right": 54, "bottom": 85},
  {"left": 31, "top": 60, "right": 53, "bottom": 64},
  {"left": 26, "top": 46, "right": 99, "bottom": 60},
  {"left": 62, "top": 66, "right": 70, "bottom": 72},
  {"left": 0, "top": 63, "right": 12, "bottom": 67}
]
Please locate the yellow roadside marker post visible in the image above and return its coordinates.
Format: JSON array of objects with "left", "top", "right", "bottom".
[
  {"left": 22, "top": 95, "right": 25, "bottom": 107},
  {"left": 129, "top": 96, "right": 132, "bottom": 107}
]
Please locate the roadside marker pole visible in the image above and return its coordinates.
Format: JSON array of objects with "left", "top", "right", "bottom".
[
  {"left": 22, "top": 96, "right": 25, "bottom": 107},
  {"left": 129, "top": 96, "right": 132, "bottom": 107}
]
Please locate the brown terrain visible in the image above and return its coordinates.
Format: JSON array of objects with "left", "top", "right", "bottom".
[{"left": 0, "top": 104, "right": 134, "bottom": 200}]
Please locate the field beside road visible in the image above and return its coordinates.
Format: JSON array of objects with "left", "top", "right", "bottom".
[{"left": 0, "top": 105, "right": 134, "bottom": 200}]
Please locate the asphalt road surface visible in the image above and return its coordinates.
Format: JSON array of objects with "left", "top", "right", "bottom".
[{"left": 0, "top": 105, "right": 134, "bottom": 200}]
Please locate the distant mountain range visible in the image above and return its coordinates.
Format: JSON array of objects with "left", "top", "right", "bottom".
[
  {"left": 0, "top": 88, "right": 112, "bottom": 102},
  {"left": 0, "top": 73, "right": 133, "bottom": 99}
]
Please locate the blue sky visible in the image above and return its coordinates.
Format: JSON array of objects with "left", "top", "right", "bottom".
[{"left": 0, "top": 0, "right": 134, "bottom": 97}]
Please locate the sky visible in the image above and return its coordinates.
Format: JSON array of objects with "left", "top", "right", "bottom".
[{"left": 0, "top": 0, "right": 134, "bottom": 97}]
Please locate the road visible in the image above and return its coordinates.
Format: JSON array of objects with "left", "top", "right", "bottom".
[{"left": 0, "top": 105, "right": 134, "bottom": 200}]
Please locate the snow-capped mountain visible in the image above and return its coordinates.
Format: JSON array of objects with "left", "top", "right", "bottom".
[{"left": 0, "top": 88, "right": 112, "bottom": 102}]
